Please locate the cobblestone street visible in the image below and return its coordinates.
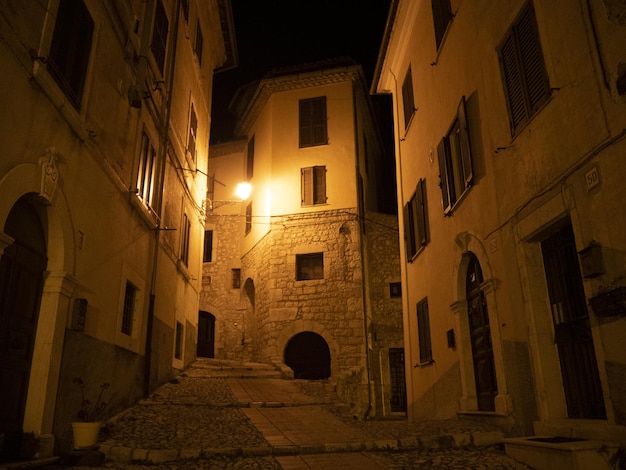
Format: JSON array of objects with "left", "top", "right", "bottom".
[{"left": 64, "top": 359, "right": 531, "bottom": 469}]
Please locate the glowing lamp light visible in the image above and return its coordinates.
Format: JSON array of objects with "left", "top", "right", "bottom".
[{"left": 235, "top": 182, "right": 252, "bottom": 201}]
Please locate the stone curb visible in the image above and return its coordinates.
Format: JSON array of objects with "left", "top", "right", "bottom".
[{"left": 99, "top": 431, "right": 504, "bottom": 464}]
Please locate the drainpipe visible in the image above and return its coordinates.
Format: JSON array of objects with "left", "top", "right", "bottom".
[
  {"left": 144, "top": 0, "right": 181, "bottom": 397},
  {"left": 352, "top": 79, "right": 373, "bottom": 419}
]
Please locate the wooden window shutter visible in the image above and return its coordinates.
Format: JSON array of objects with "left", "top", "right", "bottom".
[
  {"left": 499, "top": 3, "right": 550, "bottom": 135},
  {"left": 417, "top": 299, "right": 432, "bottom": 363},
  {"left": 299, "top": 97, "right": 327, "bottom": 147},
  {"left": 301, "top": 167, "right": 313, "bottom": 205},
  {"left": 415, "top": 179, "right": 428, "bottom": 247},
  {"left": 403, "top": 201, "right": 415, "bottom": 259},
  {"left": 402, "top": 67, "right": 415, "bottom": 129},
  {"left": 314, "top": 166, "right": 326, "bottom": 204},
  {"left": 500, "top": 33, "right": 527, "bottom": 131},
  {"left": 431, "top": 0, "right": 452, "bottom": 50},
  {"left": 457, "top": 96, "right": 473, "bottom": 187},
  {"left": 312, "top": 98, "right": 327, "bottom": 145},
  {"left": 516, "top": 5, "right": 550, "bottom": 113},
  {"left": 436, "top": 137, "right": 451, "bottom": 212},
  {"left": 299, "top": 100, "right": 313, "bottom": 147}
]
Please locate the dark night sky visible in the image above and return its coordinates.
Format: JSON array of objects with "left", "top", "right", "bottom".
[{"left": 210, "top": 0, "right": 392, "bottom": 143}]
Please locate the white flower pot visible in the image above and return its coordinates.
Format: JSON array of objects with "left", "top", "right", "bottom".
[{"left": 71, "top": 421, "right": 101, "bottom": 449}]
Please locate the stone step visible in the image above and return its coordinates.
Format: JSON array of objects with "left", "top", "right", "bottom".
[{"left": 503, "top": 436, "right": 621, "bottom": 470}]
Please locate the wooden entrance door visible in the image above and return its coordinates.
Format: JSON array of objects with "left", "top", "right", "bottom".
[
  {"left": 197, "top": 311, "right": 215, "bottom": 358},
  {"left": 466, "top": 253, "right": 497, "bottom": 411},
  {"left": 0, "top": 198, "right": 47, "bottom": 460},
  {"left": 541, "top": 224, "right": 606, "bottom": 418}
]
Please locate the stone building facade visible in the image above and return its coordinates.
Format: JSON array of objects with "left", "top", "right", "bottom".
[
  {"left": 374, "top": 0, "right": 626, "bottom": 441},
  {"left": 0, "top": 0, "right": 235, "bottom": 458},
  {"left": 201, "top": 60, "right": 405, "bottom": 417}
]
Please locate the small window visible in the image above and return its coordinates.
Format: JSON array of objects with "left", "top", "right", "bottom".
[
  {"left": 47, "top": 0, "right": 94, "bottom": 109},
  {"left": 404, "top": 178, "right": 429, "bottom": 260},
  {"left": 188, "top": 103, "right": 197, "bottom": 162},
  {"left": 402, "top": 66, "right": 415, "bottom": 129},
  {"left": 151, "top": 0, "right": 169, "bottom": 73},
  {"left": 390, "top": 282, "right": 402, "bottom": 298},
  {"left": 137, "top": 131, "right": 158, "bottom": 208},
  {"left": 431, "top": 0, "right": 452, "bottom": 50},
  {"left": 203, "top": 230, "right": 213, "bottom": 263},
  {"left": 121, "top": 281, "right": 137, "bottom": 336},
  {"left": 194, "top": 20, "right": 203, "bottom": 66},
  {"left": 174, "top": 321, "right": 183, "bottom": 359},
  {"left": 437, "top": 96, "right": 473, "bottom": 214},
  {"left": 299, "top": 97, "right": 327, "bottom": 147},
  {"left": 247, "top": 135, "right": 255, "bottom": 180},
  {"left": 301, "top": 166, "right": 326, "bottom": 206},
  {"left": 417, "top": 298, "right": 432, "bottom": 364},
  {"left": 231, "top": 268, "right": 241, "bottom": 289},
  {"left": 498, "top": 2, "right": 550, "bottom": 135},
  {"left": 245, "top": 202, "right": 252, "bottom": 235},
  {"left": 180, "top": 213, "right": 191, "bottom": 265},
  {"left": 296, "top": 253, "right": 324, "bottom": 281}
]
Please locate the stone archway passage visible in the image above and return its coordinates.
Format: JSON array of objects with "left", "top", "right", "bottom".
[{"left": 284, "top": 331, "right": 331, "bottom": 380}]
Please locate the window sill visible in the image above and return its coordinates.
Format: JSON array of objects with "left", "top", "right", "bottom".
[
  {"left": 130, "top": 194, "right": 160, "bottom": 229},
  {"left": 443, "top": 185, "right": 472, "bottom": 217},
  {"left": 414, "top": 359, "right": 435, "bottom": 368}
]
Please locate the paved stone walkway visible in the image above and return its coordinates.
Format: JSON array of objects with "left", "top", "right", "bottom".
[{"left": 68, "top": 358, "right": 531, "bottom": 469}]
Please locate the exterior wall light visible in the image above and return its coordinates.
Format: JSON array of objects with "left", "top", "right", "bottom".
[{"left": 235, "top": 182, "right": 252, "bottom": 201}]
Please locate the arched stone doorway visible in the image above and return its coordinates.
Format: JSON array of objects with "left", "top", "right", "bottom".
[
  {"left": 0, "top": 195, "right": 47, "bottom": 459},
  {"left": 197, "top": 311, "right": 216, "bottom": 358},
  {"left": 284, "top": 331, "right": 331, "bottom": 380},
  {"left": 466, "top": 252, "right": 497, "bottom": 411}
]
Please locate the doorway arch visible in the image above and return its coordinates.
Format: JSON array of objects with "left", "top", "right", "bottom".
[
  {"left": 284, "top": 331, "right": 331, "bottom": 379},
  {"left": 0, "top": 195, "right": 47, "bottom": 459}
]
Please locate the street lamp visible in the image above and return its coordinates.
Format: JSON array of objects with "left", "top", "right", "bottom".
[{"left": 207, "top": 177, "right": 251, "bottom": 213}]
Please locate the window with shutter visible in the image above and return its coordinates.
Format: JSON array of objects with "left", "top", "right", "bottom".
[
  {"left": 299, "top": 97, "right": 327, "bottom": 147},
  {"left": 195, "top": 20, "right": 203, "bottom": 66},
  {"left": 402, "top": 67, "right": 415, "bottom": 129},
  {"left": 437, "top": 96, "right": 473, "bottom": 214},
  {"left": 180, "top": 212, "right": 191, "bottom": 266},
  {"left": 203, "top": 230, "right": 213, "bottom": 263},
  {"left": 137, "top": 131, "right": 158, "bottom": 209},
  {"left": 404, "top": 179, "right": 429, "bottom": 260},
  {"left": 47, "top": 0, "right": 94, "bottom": 109},
  {"left": 301, "top": 166, "right": 327, "bottom": 206},
  {"left": 431, "top": 0, "right": 452, "bottom": 50},
  {"left": 417, "top": 298, "right": 433, "bottom": 364},
  {"left": 296, "top": 253, "right": 324, "bottom": 280},
  {"left": 151, "top": 0, "right": 169, "bottom": 74},
  {"left": 245, "top": 202, "right": 252, "bottom": 235},
  {"left": 498, "top": 2, "right": 550, "bottom": 135},
  {"left": 188, "top": 104, "right": 197, "bottom": 161}
]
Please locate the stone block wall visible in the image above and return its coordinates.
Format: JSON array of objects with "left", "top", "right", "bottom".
[{"left": 242, "top": 209, "right": 370, "bottom": 410}]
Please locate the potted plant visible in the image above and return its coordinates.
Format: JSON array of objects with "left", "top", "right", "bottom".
[{"left": 71, "top": 377, "right": 110, "bottom": 449}]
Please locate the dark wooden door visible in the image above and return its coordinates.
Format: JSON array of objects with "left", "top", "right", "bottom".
[
  {"left": 0, "top": 199, "right": 47, "bottom": 460},
  {"left": 467, "top": 254, "right": 497, "bottom": 411},
  {"left": 197, "top": 311, "right": 215, "bottom": 358},
  {"left": 541, "top": 224, "right": 606, "bottom": 419}
]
